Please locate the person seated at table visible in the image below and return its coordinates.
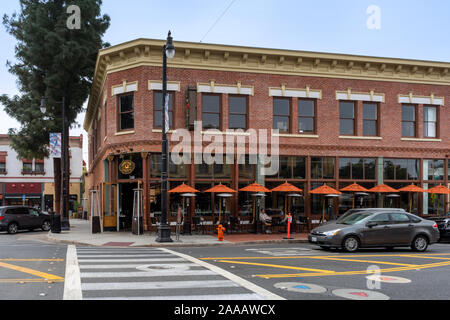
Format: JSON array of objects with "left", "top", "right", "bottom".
[{"left": 259, "top": 209, "right": 272, "bottom": 234}]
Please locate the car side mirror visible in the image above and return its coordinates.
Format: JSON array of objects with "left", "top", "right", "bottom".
[{"left": 366, "top": 221, "right": 378, "bottom": 228}]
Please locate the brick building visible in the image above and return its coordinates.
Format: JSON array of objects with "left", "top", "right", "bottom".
[{"left": 84, "top": 38, "right": 450, "bottom": 233}]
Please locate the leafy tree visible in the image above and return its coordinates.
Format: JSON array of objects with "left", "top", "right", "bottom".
[{"left": 1, "top": 0, "right": 110, "bottom": 213}]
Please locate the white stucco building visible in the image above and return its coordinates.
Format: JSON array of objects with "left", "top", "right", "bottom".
[{"left": 0, "top": 134, "right": 84, "bottom": 210}]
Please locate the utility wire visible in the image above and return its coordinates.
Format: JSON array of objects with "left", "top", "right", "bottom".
[{"left": 200, "top": 0, "right": 237, "bottom": 43}]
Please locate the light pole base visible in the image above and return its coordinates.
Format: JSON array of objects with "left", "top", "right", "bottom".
[
  {"left": 156, "top": 224, "right": 173, "bottom": 243},
  {"left": 61, "top": 217, "right": 70, "bottom": 231}
]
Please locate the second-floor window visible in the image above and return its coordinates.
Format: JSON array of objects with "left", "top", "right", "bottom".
[
  {"left": 340, "top": 101, "right": 355, "bottom": 135},
  {"left": 23, "top": 160, "right": 32, "bottom": 173},
  {"left": 423, "top": 106, "right": 437, "bottom": 138},
  {"left": 0, "top": 161, "right": 5, "bottom": 173},
  {"left": 363, "top": 102, "right": 378, "bottom": 136},
  {"left": 119, "top": 94, "right": 134, "bottom": 131},
  {"left": 35, "top": 160, "right": 45, "bottom": 173},
  {"left": 202, "top": 94, "right": 221, "bottom": 130},
  {"left": 273, "top": 98, "right": 290, "bottom": 133},
  {"left": 154, "top": 92, "right": 174, "bottom": 129},
  {"left": 298, "top": 99, "right": 315, "bottom": 133},
  {"left": 402, "top": 104, "right": 416, "bottom": 137},
  {"left": 228, "top": 96, "right": 247, "bottom": 130}
]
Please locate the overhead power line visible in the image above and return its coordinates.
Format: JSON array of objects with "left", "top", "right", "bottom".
[{"left": 200, "top": 0, "right": 237, "bottom": 43}]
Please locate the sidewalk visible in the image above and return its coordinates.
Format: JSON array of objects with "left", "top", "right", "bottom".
[{"left": 47, "top": 219, "right": 308, "bottom": 247}]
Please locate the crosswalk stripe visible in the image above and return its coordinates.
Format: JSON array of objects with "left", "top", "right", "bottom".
[
  {"left": 81, "top": 280, "right": 239, "bottom": 291},
  {"left": 78, "top": 258, "right": 185, "bottom": 263},
  {"left": 84, "top": 293, "right": 264, "bottom": 300},
  {"left": 79, "top": 263, "right": 197, "bottom": 269},
  {"left": 80, "top": 270, "right": 216, "bottom": 278},
  {"left": 77, "top": 254, "right": 172, "bottom": 258}
]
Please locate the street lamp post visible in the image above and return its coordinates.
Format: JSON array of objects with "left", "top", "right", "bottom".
[
  {"left": 156, "top": 31, "right": 175, "bottom": 243},
  {"left": 40, "top": 97, "right": 70, "bottom": 231}
]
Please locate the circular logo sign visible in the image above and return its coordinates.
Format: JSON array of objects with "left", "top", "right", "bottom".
[
  {"left": 275, "top": 282, "right": 327, "bottom": 294},
  {"left": 119, "top": 159, "right": 135, "bottom": 175}
]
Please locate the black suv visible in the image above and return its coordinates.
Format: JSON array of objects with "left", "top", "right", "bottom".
[{"left": 0, "top": 206, "right": 51, "bottom": 234}]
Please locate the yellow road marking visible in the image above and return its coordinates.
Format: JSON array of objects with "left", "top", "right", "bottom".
[
  {"left": 202, "top": 254, "right": 450, "bottom": 261},
  {"left": 217, "top": 260, "right": 335, "bottom": 273},
  {"left": 0, "top": 262, "right": 64, "bottom": 281},
  {"left": 0, "top": 279, "right": 65, "bottom": 284},
  {"left": 255, "top": 261, "right": 450, "bottom": 279},
  {"left": 312, "top": 257, "right": 419, "bottom": 267},
  {"left": 398, "top": 255, "right": 450, "bottom": 261},
  {"left": 0, "top": 259, "right": 64, "bottom": 262}
]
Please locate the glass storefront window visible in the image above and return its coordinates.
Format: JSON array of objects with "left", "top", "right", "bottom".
[
  {"left": 195, "top": 183, "right": 213, "bottom": 217},
  {"left": 424, "top": 159, "right": 444, "bottom": 181},
  {"left": 311, "top": 157, "right": 335, "bottom": 179},
  {"left": 384, "top": 159, "right": 419, "bottom": 181},
  {"left": 238, "top": 155, "right": 255, "bottom": 180}
]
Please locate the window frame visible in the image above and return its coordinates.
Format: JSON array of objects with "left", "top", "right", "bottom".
[
  {"left": 298, "top": 98, "right": 316, "bottom": 134},
  {"left": 401, "top": 104, "right": 417, "bottom": 138},
  {"left": 117, "top": 93, "right": 135, "bottom": 132},
  {"left": 202, "top": 93, "right": 222, "bottom": 130},
  {"left": 362, "top": 102, "right": 379, "bottom": 137},
  {"left": 273, "top": 97, "right": 291, "bottom": 133},
  {"left": 228, "top": 94, "right": 248, "bottom": 130},
  {"left": 423, "top": 105, "right": 438, "bottom": 138},
  {"left": 339, "top": 101, "right": 356, "bottom": 136},
  {"left": 153, "top": 91, "right": 175, "bottom": 130}
]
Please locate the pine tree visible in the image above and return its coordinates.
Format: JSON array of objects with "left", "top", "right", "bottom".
[{"left": 1, "top": 0, "right": 110, "bottom": 214}]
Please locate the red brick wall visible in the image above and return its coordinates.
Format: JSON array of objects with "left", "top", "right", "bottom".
[{"left": 91, "top": 65, "right": 449, "bottom": 164}]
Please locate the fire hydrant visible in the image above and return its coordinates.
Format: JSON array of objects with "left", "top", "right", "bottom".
[{"left": 217, "top": 224, "right": 226, "bottom": 242}]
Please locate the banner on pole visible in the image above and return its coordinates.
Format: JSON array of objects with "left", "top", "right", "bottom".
[
  {"left": 164, "top": 94, "right": 170, "bottom": 133},
  {"left": 49, "top": 133, "right": 62, "bottom": 158}
]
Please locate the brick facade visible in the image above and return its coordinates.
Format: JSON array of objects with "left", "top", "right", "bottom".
[{"left": 85, "top": 39, "right": 450, "bottom": 232}]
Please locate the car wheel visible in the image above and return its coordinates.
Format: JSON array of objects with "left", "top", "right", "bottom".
[
  {"left": 42, "top": 220, "right": 51, "bottom": 232},
  {"left": 7, "top": 223, "right": 18, "bottom": 235},
  {"left": 343, "top": 236, "right": 360, "bottom": 253},
  {"left": 412, "top": 235, "right": 429, "bottom": 252}
]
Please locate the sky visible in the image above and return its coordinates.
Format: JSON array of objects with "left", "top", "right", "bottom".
[{"left": 1, "top": 0, "right": 450, "bottom": 163}]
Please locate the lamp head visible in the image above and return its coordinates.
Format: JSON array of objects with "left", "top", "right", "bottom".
[
  {"left": 165, "top": 31, "right": 175, "bottom": 59},
  {"left": 40, "top": 97, "right": 46, "bottom": 114}
]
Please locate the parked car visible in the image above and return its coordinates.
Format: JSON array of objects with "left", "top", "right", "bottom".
[
  {"left": 308, "top": 209, "right": 440, "bottom": 252},
  {"left": 424, "top": 213, "right": 450, "bottom": 241},
  {"left": 320, "top": 208, "right": 407, "bottom": 226},
  {"left": 0, "top": 206, "right": 51, "bottom": 234}
]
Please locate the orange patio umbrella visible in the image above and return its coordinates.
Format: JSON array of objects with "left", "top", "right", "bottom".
[
  {"left": 205, "top": 184, "right": 237, "bottom": 223},
  {"left": 398, "top": 184, "right": 426, "bottom": 213},
  {"left": 340, "top": 183, "right": 369, "bottom": 209},
  {"left": 271, "top": 182, "right": 303, "bottom": 216},
  {"left": 426, "top": 185, "right": 450, "bottom": 216},
  {"left": 368, "top": 184, "right": 398, "bottom": 208},
  {"left": 310, "top": 184, "right": 342, "bottom": 223},
  {"left": 168, "top": 184, "right": 200, "bottom": 225},
  {"left": 240, "top": 182, "right": 271, "bottom": 227}
]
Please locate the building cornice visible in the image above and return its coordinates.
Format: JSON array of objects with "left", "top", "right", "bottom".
[{"left": 84, "top": 38, "right": 450, "bottom": 131}]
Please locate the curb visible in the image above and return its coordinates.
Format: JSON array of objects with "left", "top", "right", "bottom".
[{"left": 46, "top": 233, "right": 309, "bottom": 248}]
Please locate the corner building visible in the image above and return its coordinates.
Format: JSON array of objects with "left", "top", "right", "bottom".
[{"left": 84, "top": 38, "right": 450, "bottom": 233}]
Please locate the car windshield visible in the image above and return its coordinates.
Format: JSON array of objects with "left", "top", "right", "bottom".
[
  {"left": 337, "top": 212, "right": 374, "bottom": 225},
  {"left": 336, "top": 210, "right": 364, "bottom": 223}
]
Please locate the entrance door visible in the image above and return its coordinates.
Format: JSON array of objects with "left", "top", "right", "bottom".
[{"left": 118, "top": 183, "right": 137, "bottom": 231}]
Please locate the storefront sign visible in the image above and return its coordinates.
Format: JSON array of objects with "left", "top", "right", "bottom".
[{"left": 119, "top": 159, "right": 135, "bottom": 175}]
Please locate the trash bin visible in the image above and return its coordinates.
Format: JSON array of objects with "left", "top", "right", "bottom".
[{"left": 51, "top": 214, "right": 62, "bottom": 234}]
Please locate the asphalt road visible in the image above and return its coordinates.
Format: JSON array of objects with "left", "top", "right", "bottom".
[
  {"left": 0, "top": 230, "right": 67, "bottom": 300},
  {"left": 1, "top": 230, "right": 450, "bottom": 301},
  {"left": 172, "top": 241, "right": 450, "bottom": 300}
]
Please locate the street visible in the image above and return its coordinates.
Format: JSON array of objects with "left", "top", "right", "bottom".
[{"left": 1, "top": 231, "right": 450, "bottom": 301}]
